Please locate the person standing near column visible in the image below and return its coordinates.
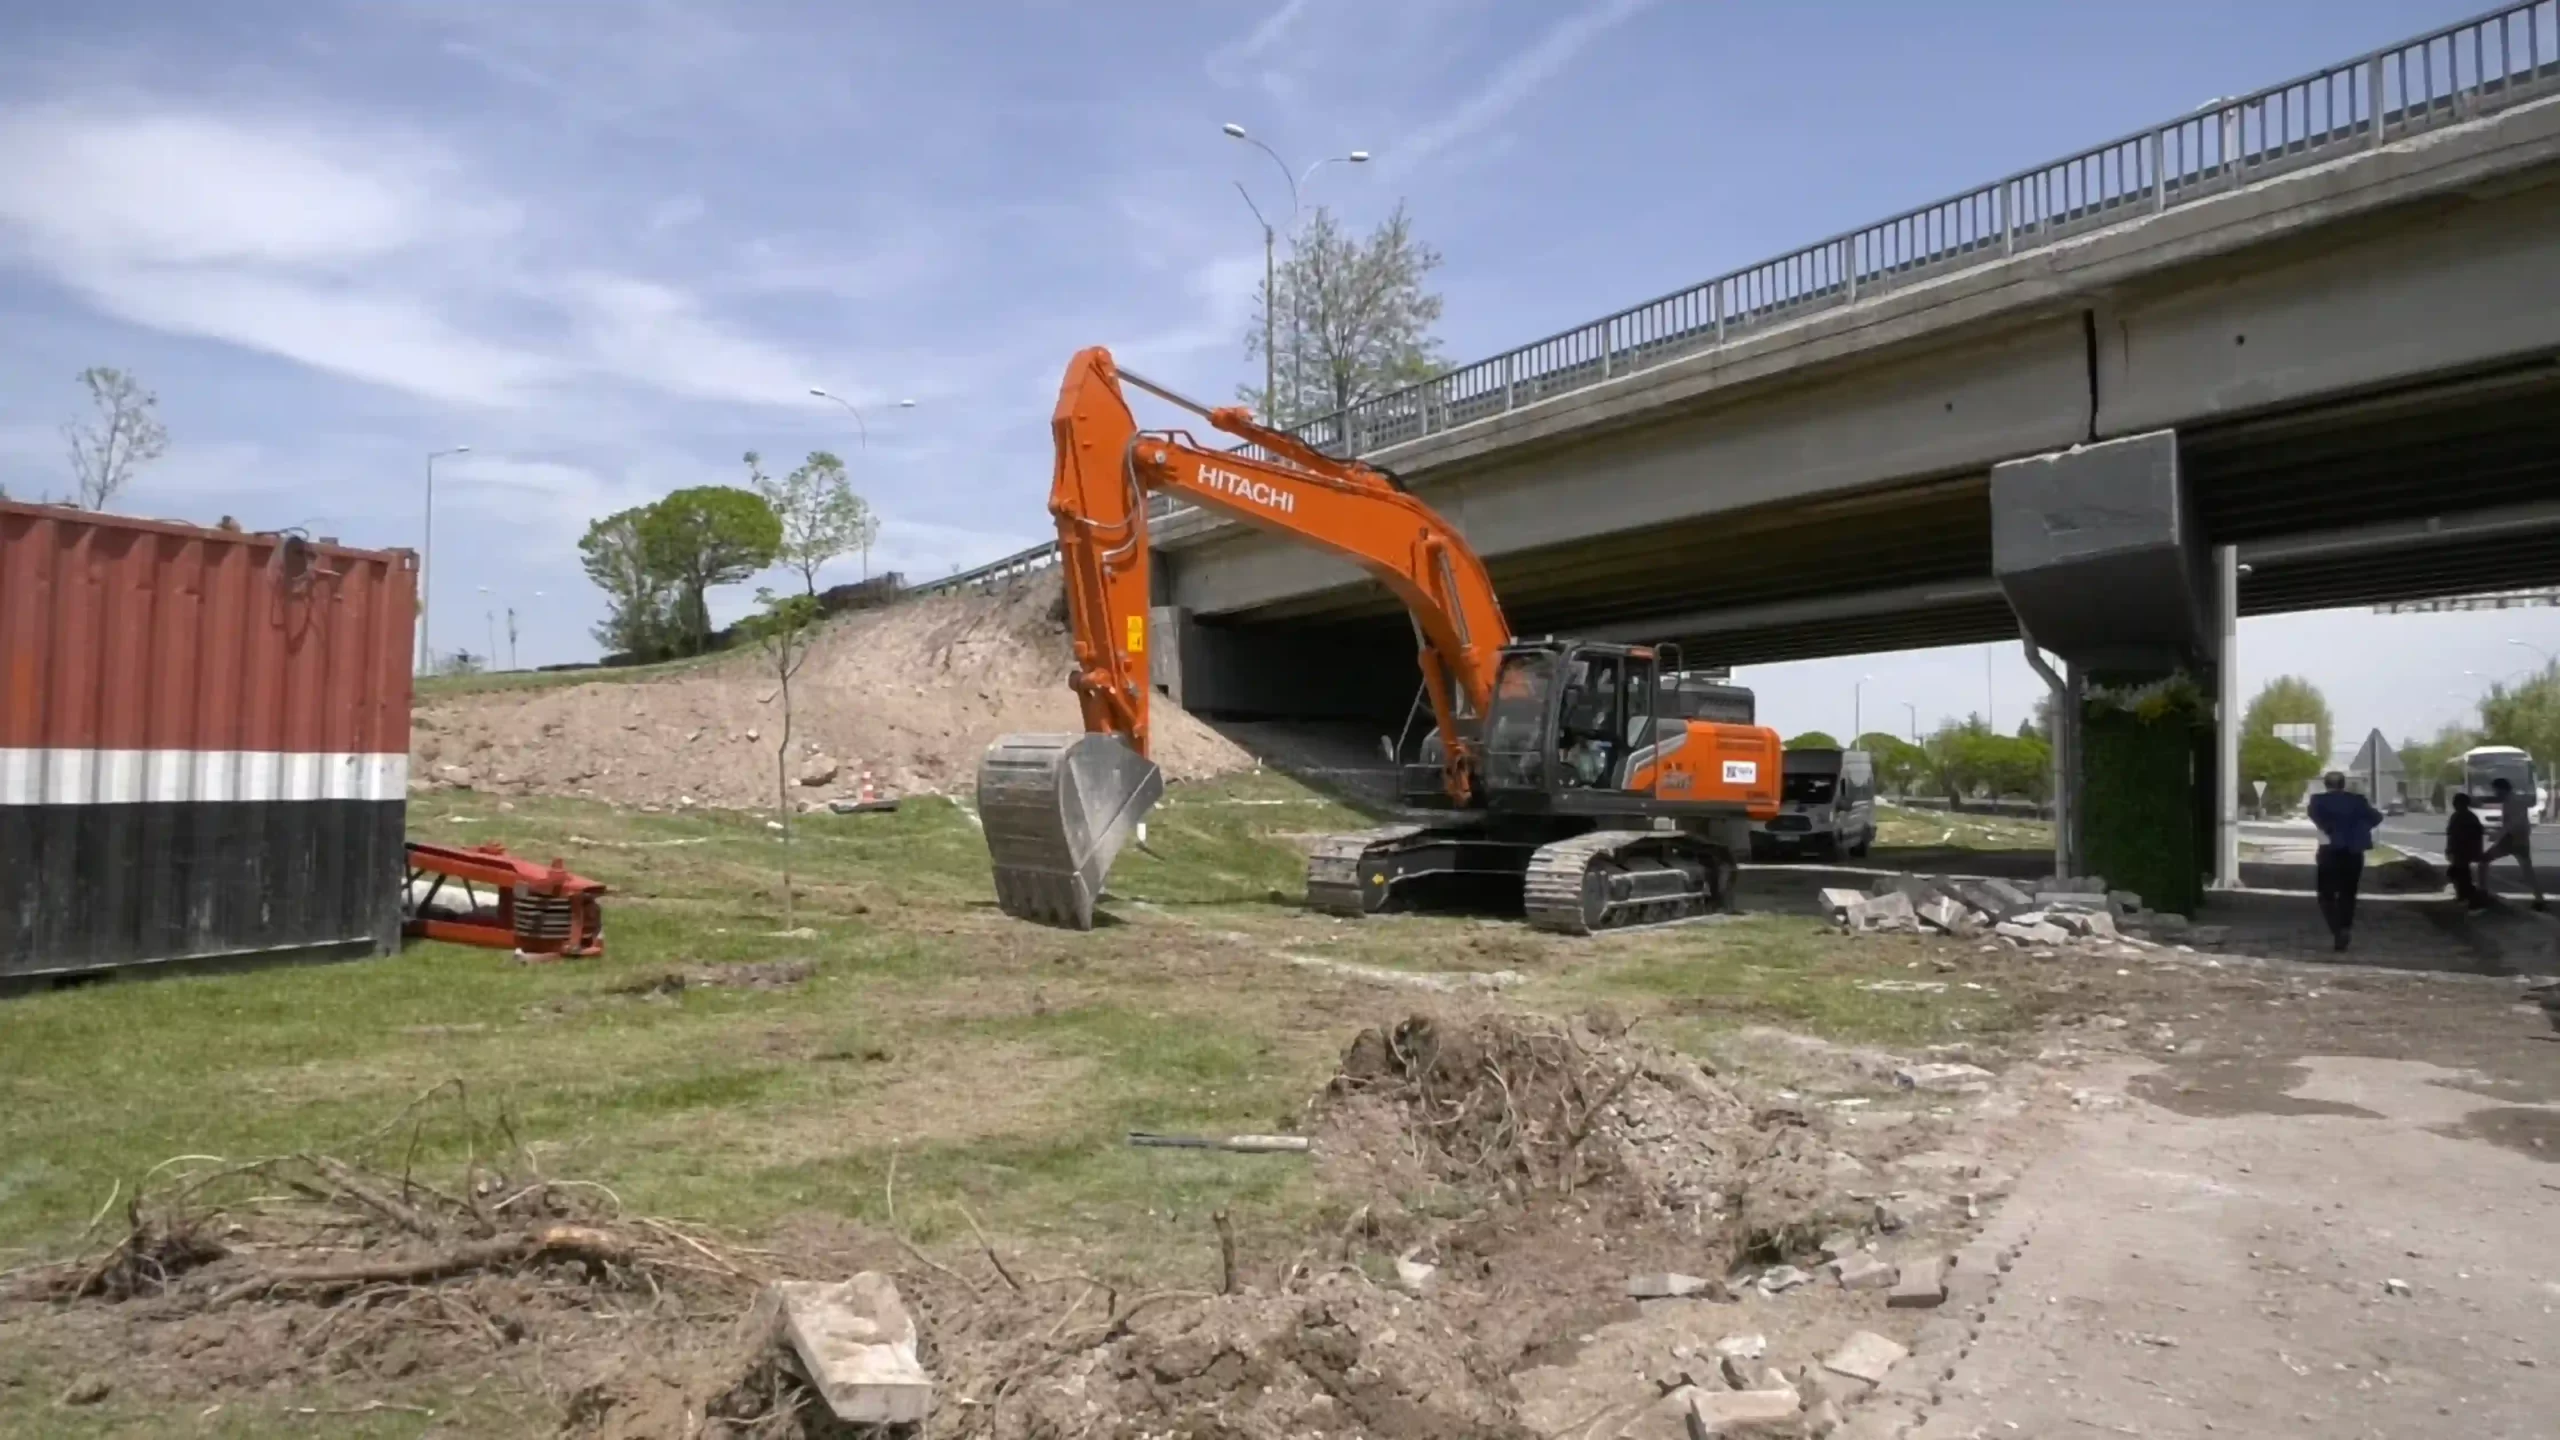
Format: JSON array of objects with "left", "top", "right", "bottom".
[
  {"left": 2307, "top": 771, "right": 2383, "bottom": 951},
  {"left": 2480, "top": 777, "right": 2547, "bottom": 911}
]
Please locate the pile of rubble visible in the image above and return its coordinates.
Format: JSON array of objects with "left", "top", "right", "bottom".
[{"left": 1821, "top": 873, "right": 2229, "bottom": 952}]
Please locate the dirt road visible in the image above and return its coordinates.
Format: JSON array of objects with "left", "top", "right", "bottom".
[{"left": 1859, "top": 965, "right": 2560, "bottom": 1440}]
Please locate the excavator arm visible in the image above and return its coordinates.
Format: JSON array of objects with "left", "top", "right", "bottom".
[{"left": 979, "top": 346, "right": 1513, "bottom": 927}]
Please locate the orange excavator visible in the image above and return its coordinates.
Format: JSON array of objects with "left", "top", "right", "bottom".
[{"left": 978, "top": 347, "right": 1783, "bottom": 934}]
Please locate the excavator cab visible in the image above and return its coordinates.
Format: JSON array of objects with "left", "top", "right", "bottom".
[{"left": 1478, "top": 640, "right": 1659, "bottom": 803}]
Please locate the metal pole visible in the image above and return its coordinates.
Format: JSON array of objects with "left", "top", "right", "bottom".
[
  {"left": 1264, "top": 221, "right": 1277, "bottom": 422},
  {"left": 1904, "top": 701, "right": 1919, "bottom": 742}
]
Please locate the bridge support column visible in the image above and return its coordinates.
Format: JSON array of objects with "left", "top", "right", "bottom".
[{"left": 1993, "top": 429, "right": 2220, "bottom": 915}]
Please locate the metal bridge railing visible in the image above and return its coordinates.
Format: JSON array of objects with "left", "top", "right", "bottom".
[{"left": 926, "top": 1, "right": 2560, "bottom": 587}]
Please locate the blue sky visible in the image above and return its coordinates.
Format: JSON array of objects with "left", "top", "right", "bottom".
[{"left": 2, "top": 0, "right": 2549, "bottom": 743}]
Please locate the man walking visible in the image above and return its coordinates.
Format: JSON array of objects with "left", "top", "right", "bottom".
[
  {"left": 2480, "top": 776, "right": 2547, "bottom": 911},
  {"left": 2307, "top": 771, "right": 2383, "bottom": 951}
]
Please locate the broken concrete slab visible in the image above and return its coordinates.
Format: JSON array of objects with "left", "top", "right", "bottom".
[
  {"left": 1851, "top": 890, "right": 1918, "bottom": 933},
  {"left": 773, "top": 1273, "right": 932, "bottom": 1424},
  {"left": 1817, "top": 887, "right": 1870, "bottom": 925},
  {"left": 1888, "top": 1257, "right": 1947, "bottom": 1308},
  {"left": 1893, "top": 1062, "right": 1994, "bottom": 1093},
  {"left": 1685, "top": 1385, "right": 1804, "bottom": 1435},
  {"left": 1756, "top": 1264, "right": 1814, "bottom": 1294},
  {"left": 1823, "top": 1329, "right": 1910, "bottom": 1387},
  {"left": 1617, "top": 1386, "right": 1705, "bottom": 1440},
  {"left": 1914, "top": 894, "right": 1984, "bottom": 936},
  {"left": 1832, "top": 1253, "right": 1899, "bottom": 1291},
  {"left": 1994, "top": 919, "right": 2069, "bottom": 945},
  {"left": 1627, "top": 1272, "right": 1719, "bottom": 1300},
  {"left": 1711, "top": 1333, "right": 1769, "bottom": 1362}
]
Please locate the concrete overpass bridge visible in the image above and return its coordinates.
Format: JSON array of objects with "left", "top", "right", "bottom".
[{"left": 1111, "top": 1, "right": 2560, "bottom": 719}]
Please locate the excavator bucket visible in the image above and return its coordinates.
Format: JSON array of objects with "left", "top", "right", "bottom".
[{"left": 976, "top": 732, "right": 1165, "bottom": 930}]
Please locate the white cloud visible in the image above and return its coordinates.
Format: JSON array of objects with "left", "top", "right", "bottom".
[
  {"left": 556, "top": 272, "right": 828, "bottom": 410},
  {"left": 1387, "top": 0, "right": 1659, "bottom": 172},
  {"left": 1105, "top": 251, "right": 1266, "bottom": 377},
  {"left": 1206, "top": 0, "right": 1314, "bottom": 92},
  {"left": 0, "top": 104, "right": 493, "bottom": 268}
]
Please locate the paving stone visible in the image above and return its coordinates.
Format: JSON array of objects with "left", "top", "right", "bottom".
[
  {"left": 1832, "top": 1253, "right": 1899, "bottom": 1291},
  {"left": 1893, "top": 1062, "right": 1994, "bottom": 1093},
  {"left": 1822, "top": 1330, "right": 1909, "bottom": 1387},
  {"left": 1685, "top": 1386, "right": 1804, "bottom": 1435},
  {"left": 1628, "top": 1272, "right": 1716, "bottom": 1299},
  {"left": 774, "top": 1273, "right": 932, "bottom": 1424},
  {"left": 1888, "top": 1256, "right": 1947, "bottom": 1308},
  {"left": 1711, "top": 1332, "right": 1768, "bottom": 1361},
  {"left": 1756, "top": 1265, "right": 1814, "bottom": 1294},
  {"left": 1616, "top": 1386, "right": 1703, "bottom": 1440},
  {"left": 1817, "top": 888, "right": 1870, "bottom": 926}
]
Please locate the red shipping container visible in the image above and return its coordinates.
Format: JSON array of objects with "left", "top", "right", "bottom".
[{"left": 0, "top": 501, "right": 417, "bottom": 982}]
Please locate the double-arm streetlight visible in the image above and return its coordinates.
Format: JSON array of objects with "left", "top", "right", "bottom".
[
  {"left": 420, "top": 445, "right": 470, "bottom": 671},
  {"left": 806, "top": 388, "right": 915, "bottom": 449},
  {"left": 1220, "top": 122, "right": 1370, "bottom": 424}
]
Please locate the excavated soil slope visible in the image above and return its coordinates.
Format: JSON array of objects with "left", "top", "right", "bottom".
[{"left": 411, "top": 575, "right": 1252, "bottom": 811}]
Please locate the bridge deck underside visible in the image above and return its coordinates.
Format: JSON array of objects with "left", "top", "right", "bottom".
[{"left": 1215, "top": 362, "right": 2560, "bottom": 667}]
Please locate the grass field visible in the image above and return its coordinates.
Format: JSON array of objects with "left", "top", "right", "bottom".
[
  {"left": 0, "top": 773, "right": 2068, "bottom": 1433},
  {"left": 1873, "top": 800, "right": 2054, "bottom": 851}
]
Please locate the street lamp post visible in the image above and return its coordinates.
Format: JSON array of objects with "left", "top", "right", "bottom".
[
  {"left": 1853, "top": 673, "right": 1873, "bottom": 740},
  {"left": 1220, "top": 123, "right": 1369, "bottom": 424},
  {"left": 1903, "top": 701, "right": 1919, "bottom": 743},
  {"left": 420, "top": 446, "right": 470, "bottom": 671},
  {"left": 806, "top": 389, "right": 916, "bottom": 449},
  {"left": 2509, "top": 637, "right": 2556, "bottom": 667}
]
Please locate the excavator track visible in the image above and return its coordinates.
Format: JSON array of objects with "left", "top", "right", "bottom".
[
  {"left": 1522, "top": 830, "right": 1737, "bottom": 936},
  {"left": 1304, "top": 825, "right": 1431, "bottom": 917}
]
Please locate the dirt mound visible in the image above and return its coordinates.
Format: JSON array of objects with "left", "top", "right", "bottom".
[
  {"left": 990, "top": 1275, "right": 1535, "bottom": 1440},
  {"left": 413, "top": 574, "right": 1253, "bottom": 811},
  {"left": 1323, "top": 1011, "right": 1838, "bottom": 1239}
]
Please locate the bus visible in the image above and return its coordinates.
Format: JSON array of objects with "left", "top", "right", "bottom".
[{"left": 2450, "top": 745, "right": 2540, "bottom": 831}]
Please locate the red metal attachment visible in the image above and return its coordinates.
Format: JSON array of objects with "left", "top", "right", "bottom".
[{"left": 403, "top": 841, "right": 607, "bottom": 960}]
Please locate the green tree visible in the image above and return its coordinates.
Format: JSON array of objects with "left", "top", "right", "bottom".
[
  {"left": 2240, "top": 676, "right": 2334, "bottom": 763},
  {"left": 2477, "top": 661, "right": 2560, "bottom": 787},
  {"left": 1785, "top": 730, "right": 1843, "bottom": 751},
  {"left": 64, "top": 366, "right": 169, "bottom": 511},
  {"left": 578, "top": 505, "right": 680, "bottom": 659},
  {"left": 1983, "top": 732, "right": 2053, "bottom": 803},
  {"left": 1243, "top": 203, "right": 1445, "bottom": 427},
  {"left": 2240, "top": 728, "right": 2324, "bottom": 815},
  {"left": 1854, "top": 731, "right": 1927, "bottom": 794},
  {"left": 639, "top": 486, "right": 782, "bottom": 654},
  {"left": 747, "top": 448, "right": 882, "bottom": 592},
  {"left": 1923, "top": 715, "right": 1997, "bottom": 809}
]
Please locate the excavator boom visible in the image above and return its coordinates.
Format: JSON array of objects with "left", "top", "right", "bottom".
[
  {"left": 979, "top": 346, "right": 1781, "bottom": 934},
  {"left": 978, "top": 347, "right": 1513, "bottom": 928}
]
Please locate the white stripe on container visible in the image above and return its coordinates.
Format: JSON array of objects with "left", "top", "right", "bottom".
[{"left": 0, "top": 749, "right": 410, "bottom": 806}]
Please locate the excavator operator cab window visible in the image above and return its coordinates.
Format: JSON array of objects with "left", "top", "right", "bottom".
[{"left": 1558, "top": 650, "right": 1628, "bottom": 790}]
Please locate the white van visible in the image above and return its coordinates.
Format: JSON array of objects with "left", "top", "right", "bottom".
[{"left": 1750, "top": 748, "right": 1877, "bottom": 860}]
